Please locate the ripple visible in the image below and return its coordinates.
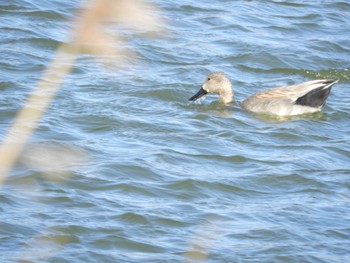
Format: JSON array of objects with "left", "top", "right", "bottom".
[
  {"left": 2, "top": 0, "right": 350, "bottom": 262},
  {"left": 239, "top": 66, "right": 350, "bottom": 81}
]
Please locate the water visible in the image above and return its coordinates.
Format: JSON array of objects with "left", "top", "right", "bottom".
[{"left": 1, "top": 0, "right": 350, "bottom": 262}]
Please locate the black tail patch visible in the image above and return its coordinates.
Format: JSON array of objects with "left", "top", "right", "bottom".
[{"left": 295, "top": 80, "right": 336, "bottom": 108}]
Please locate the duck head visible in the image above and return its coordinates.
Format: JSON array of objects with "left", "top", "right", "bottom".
[{"left": 189, "top": 72, "right": 233, "bottom": 104}]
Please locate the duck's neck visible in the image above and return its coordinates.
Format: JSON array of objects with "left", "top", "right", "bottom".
[{"left": 219, "top": 87, "right": 233, "bottom": 104}]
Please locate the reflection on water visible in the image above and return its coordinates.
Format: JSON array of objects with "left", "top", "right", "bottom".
[
  {"left": 251, "top": 111, "right": 328, "bottom": 123},
  {"left": 189, "top": 100, "right": 237, "bottom": 118}
]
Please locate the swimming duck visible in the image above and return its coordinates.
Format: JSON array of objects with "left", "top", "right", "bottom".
[{"left": 189, "top": 72, "right": 337, "bottom": 116}]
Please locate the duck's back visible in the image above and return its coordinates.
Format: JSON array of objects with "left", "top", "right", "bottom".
[{"left": 241, "top": 79, "right": 337, "bottom": 116}]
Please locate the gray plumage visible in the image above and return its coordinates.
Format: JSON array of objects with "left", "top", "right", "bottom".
[{"left": 189, "top": 72, "right": 337, "bottom": 116}]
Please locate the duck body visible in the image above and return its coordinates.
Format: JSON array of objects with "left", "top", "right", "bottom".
[
  {"left": 241, "top": 79, "right": 337, "bottom": 116},
  {"left": 189, "top": 72, "right": 337, "bottom": 117}
]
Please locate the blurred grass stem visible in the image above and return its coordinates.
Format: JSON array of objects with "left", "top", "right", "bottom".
[
  {"left": 0, "top": 45, "right": 77, "bottom": 184},
  {"left": 0, "top": 0, "right": 163, "bottom": 185}
]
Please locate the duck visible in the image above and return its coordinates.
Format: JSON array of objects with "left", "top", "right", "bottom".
[{"left": 189, "top": 72, "right": 338, "bottom": 116}]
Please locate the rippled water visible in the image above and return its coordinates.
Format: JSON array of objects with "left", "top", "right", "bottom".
[{"left": 1, "top": 0, "right": 350, "bottom": 262}]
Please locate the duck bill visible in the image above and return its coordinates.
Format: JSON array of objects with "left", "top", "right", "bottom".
[{"left": 189, "top": 88, "right": 208, "bottom": 101}]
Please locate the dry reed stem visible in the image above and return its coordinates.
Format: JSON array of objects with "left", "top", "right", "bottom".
[
  {"left": 21, "top": 143, "right": 88, "bottom": 181},
  {"left": 15, "top": 227, "right": 70, "bottom": 262},
  {"left": 184, "top": 216, "right": 221, "bottom": 262},
  {"left": 0, "top": 45, "right": 76, "bottom": 184},
  {"left": 0, "top": 0, "right": 163, "bottom": 185}
]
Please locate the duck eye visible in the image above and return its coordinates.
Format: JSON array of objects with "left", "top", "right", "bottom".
[{"left": 207, "top": 78, "right": 211, "bottom": 81}]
